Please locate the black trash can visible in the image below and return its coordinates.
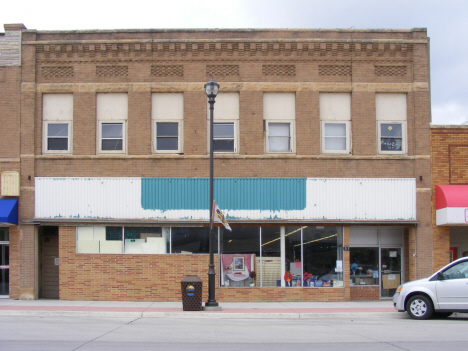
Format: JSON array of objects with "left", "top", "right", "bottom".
[{"left": 181, "top": 275, "right": 203, "bottom": 311}]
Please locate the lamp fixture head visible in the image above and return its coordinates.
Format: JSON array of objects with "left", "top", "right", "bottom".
[{"left": 204, "top": 77, "right": 219, "bottom": 98}]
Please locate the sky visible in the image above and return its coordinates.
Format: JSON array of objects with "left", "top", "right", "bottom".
[{"left": 3, "top": 0, "right": 468, "bottom": 125}]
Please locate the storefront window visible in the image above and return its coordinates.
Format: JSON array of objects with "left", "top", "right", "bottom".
[
  {"left": 303, "top": 226, "right": 343, "bottom": 287},
  {"left": 285, "top": 226, "right": 302, "bottom": 286},
  {"left": 171, "top": 227, "right": 215, "bottom": 254},
  {"left": 75, "top": 225, "right": 344, "bottom": 289},
  {"left": 260, "top": 227, "right": 281, "bottom": 287},
  {"left": 220, "top": 226, "right": 259, "bottom": 287},
  {"left": 124, "top": 227, "right": 168, "bottom": 254},
  {"left": 0, "top": 228, "right": 9, "bottom": 242},
  {"left": 350, "top": 247, "right": 379, "bottom": 286}
]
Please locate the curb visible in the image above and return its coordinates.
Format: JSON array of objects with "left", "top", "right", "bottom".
[{"left": 0, "top": 310, "right": 400, "bottom": 319}]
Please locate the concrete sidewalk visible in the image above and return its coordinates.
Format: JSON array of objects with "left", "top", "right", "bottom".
[{"left": 0, "top": 299, "right": 398, "bottom": 319}]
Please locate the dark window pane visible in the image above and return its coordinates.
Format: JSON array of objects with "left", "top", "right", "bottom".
[
  {"left": 102, "top": 124, "right": 123, "bottom": 138},
  {"left": 350, "top": 247, "right": 379, "bottom": 285},
  {"left": 214, "top": 123, "right": 234, "bottom": 138},
  {"left": 48, "top": 138, "right": 68, "bottom": 151},
  {"left": 213, "top": 139, "right": 234, "bottom": 151},
  {"left": 0, "top": 228, "right": 8, "bottom": 242},
  {"left": 48, "top": 123, "right": 68, "bottom": 137},
  {"left": 106, "top": 227, "right": 123, "bottom": 241},
  {"left": 157, "top": 123, "right": 178, "bottom": 137},
  {"left": 381, "top": 138, "right": 402, "bottom": 151},
  {"left": 102, "top": 139, "right": 123, "bottom": 150},
  {"left": 302, "top": 226, "right": 342, "bottom": 286},
  {"left": 157, "top": 137, "right": 178, "bottom": 150},
  {"left": 171, "top": 227, "right": 216, "bottom": 254},
  {"left": 381, "top": 123, "right": 402, "bottom": 137}
]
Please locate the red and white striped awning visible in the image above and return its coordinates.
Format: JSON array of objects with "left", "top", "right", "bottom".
[{"left": 436, "top": 185, "right": 468, "bottom": 225}]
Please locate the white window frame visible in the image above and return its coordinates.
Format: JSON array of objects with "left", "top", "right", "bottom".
[
  {"left": 378, "top": 121, "right": 407, "bottom": 154},
  {"left": 209, "top": 121, "right": 238, "bottom": 153},
  {"left": 376, "top": 93, "right": 407, "bottom": 155},
  {"left": 43, "top": 121, "right": 72, "bottom": 154},
  {"left": 42, "top": 94, "right": 73, "bottom": 154},
  {"left": 97, "top": 93, "right": 128, "bottom": 155},
  {"left": 207, "top": 93, "right": 239, "bottom": 154},
  {"left": 321, "top": 121, "right": 351, "bottom": 154},
  {"left": 265, "top": 121, "right": 294, "bottom": 153},
  {"left": 319, "top": 93, "right": 351, "bottom": 154},
  {"left": 263, "top": 93, "right": 296, "bottom": 154},
  {"left": 98, "top": 120, "right": 127, "bottom": 154},
  {"left": 152, "top": 93, "right": 184, "bottom": 154},
  {"left": 154, "top": 121, "right": 183, "bottom": 153}
]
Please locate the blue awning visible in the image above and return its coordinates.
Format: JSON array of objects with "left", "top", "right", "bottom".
[{"left": 0, "top": 199, "right": 18, "bottom": 225}]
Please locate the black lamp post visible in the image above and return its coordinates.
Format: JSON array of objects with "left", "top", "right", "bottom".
[{"left": 204, "top": 77, "right": 219, "bottom": 308}]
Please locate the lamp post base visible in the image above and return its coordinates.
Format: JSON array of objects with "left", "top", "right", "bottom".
[{"left": 202, "top": 304, "right": 223, "bottom": 311}]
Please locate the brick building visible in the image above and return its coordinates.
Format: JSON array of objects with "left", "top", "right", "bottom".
[
  {"left": 0, "top": 24, "right": 431, "bottom": 301},
  {"left": 431, "top": 126, "right": 468, "bottom": 272}
]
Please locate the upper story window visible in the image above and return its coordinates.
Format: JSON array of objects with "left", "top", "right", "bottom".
[
  {"left": 376, "top": 93, "right": 407, "bottom": 154},
  {"left": 320, "top": 93, "right": 351, "bottom": 154},
  {"left": 97, "top": 93, "right": 128, "bottom": 154},
  {"left": 42, "top": 94, "right": 73, "bottom": 154},
  {"left": 263, "top": 93, "right": 295, "bottom": 153},
  {"left": 207, "top": 93, "right": 239, "bottom": 153},
  {"left": 213, "top": 122, "right": 235, "bottom": 151},
  {"left": 152, "top": 93, "right": 184, "bottom": 153}
]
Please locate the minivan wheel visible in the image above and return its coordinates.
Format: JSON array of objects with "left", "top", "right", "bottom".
[{"left": 406, "top": 295, "right": 434, "bottom": 320}]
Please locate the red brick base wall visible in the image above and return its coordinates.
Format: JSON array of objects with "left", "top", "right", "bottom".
[{"left": 350, "top": 286, "right": 380, "bottom": 300}]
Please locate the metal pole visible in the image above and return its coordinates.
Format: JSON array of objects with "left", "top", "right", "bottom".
[{"left": 205, "top": 96, "right": 218, "bottom": 307}]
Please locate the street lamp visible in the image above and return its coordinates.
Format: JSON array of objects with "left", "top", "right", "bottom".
[{"left": 204, "top": 77, "right": 220, "bottom": 309}]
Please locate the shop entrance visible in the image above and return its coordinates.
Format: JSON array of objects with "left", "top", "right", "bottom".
[
  {"left": 39, "top": 227, "right": 59, "bottom": 299},
  {"left": 380, "top": 248, "right": 402, "bottom": 298},
  {"left": 0, "top": 228, "right": 9, "bottom": 297},
  {"left": 0, "top": 244, "right": 9, "bottom": 296}
]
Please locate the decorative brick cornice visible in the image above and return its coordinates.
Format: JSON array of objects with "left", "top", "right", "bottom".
[{"left": 29, "top": 40, "right": 416, "bottom": 61}]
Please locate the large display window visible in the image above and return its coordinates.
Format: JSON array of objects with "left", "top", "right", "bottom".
[
  {"left": 76, "top": 225, "right": 344, "bottom": 289},
  {"left": 220, "top": 225, "right": 343, "bottom": 288}
]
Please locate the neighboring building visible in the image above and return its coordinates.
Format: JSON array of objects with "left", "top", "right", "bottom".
[
  {"left": 0, "top": 24, "right": 431, "bottom": 301},
  {"left": 431, "top": 126, "right": 468, "bottom": 272}
]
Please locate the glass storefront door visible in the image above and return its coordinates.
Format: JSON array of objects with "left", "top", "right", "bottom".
[
  {"left": 0, "top": 244, "right": 9, "bottom": 296},
  {"left": 380, "top": 248, "right": 401, "bottom": 298}
]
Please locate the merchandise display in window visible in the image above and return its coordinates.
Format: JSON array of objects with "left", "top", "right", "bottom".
[{"left": 350, "top": 247, "right": 379, "bottom": 285}]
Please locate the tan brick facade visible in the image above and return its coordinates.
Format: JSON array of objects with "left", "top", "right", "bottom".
[
  {"left": 431, "top": 127, "right": 468, "bottom": 272},
  {"left": 1, "top": 25, "right": 432, "bottom": 301}
]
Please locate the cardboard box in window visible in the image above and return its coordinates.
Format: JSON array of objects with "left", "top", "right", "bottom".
[{"left": 382, "top": 274, "right": 400, "bottom": 289}]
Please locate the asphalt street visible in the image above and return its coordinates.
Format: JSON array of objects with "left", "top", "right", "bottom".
[{"left": 0, "top": 313, "right": 467, "bottom": 351}]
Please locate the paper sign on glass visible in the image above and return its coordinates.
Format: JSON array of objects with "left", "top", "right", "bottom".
[{"left": 335, "top": 260, "right": 343, "bottom": 272}]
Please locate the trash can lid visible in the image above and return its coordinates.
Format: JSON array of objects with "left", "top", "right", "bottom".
[{"left": 181, "top": 275, "right": 202, "bottom": 282}]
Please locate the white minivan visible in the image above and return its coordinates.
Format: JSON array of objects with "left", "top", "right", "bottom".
[{"left": 393, "top": 257, "right": 468, "bottom": 319}]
